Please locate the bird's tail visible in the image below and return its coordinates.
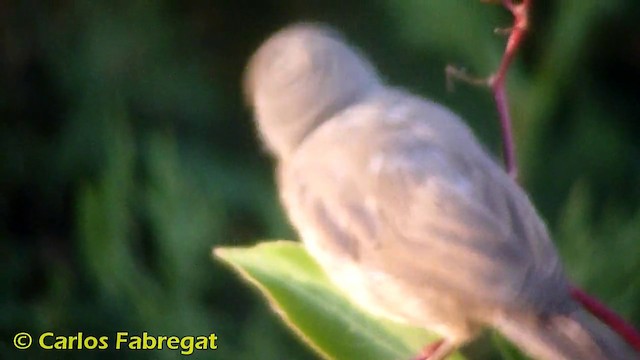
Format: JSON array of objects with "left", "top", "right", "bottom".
[{"left": 491, "top": 307, "right": 638, "bottom": 360}]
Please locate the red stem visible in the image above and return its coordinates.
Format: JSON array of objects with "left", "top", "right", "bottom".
[
  {"left": 490, "top": 0, "right": 640, "bottom": 352},
  {"left": 490, "top": 0, "right": 528, "bottom": 179},
  {"left": 571, "top": 286, "right": 640, "bottom": 352},
  {"left": 492, "top": 84, "right": 517, "bottom": 179}
]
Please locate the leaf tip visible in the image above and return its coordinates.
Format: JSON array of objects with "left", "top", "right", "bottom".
[{"left": 212, "top": 246, "right": 232, "bottom": 262}]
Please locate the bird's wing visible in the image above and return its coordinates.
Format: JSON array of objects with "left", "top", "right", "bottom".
[
  {"left": 362, "top": 144, "right": 562, "bottom": 309},
  {"left": 281, "top": 94, "right": 568, "bottom": 312}
]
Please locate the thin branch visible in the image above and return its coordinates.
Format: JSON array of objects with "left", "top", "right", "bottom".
[
  {"left": 571, "top": 286, "right": 640, "bottom": 352},
  {"left": 450, "top": 0, "right": 530, "bottom": 178},
  {"left": 458, "top": 0, "right": 640, "bottom": 352},
  {"left": 491, "top": 0, "right": 640, "bottom": 352},
  {"left": 488, "top": 0, "right": 529, "bottom": 179}
]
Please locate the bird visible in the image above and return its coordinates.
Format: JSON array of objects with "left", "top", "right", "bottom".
[{"left": 244, "top": 23, "right": 637, "bottom": 360}]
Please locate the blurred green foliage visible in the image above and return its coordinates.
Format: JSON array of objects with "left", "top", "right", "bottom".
[{"left": 1, "top": 1, "right": 639, "bottom": 359}]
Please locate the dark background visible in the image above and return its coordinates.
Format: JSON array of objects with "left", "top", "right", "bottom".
[{"left": 2, "top": 1, "right": 639, "bottom": 359}]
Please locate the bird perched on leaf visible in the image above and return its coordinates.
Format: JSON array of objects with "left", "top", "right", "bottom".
[{"left": 244, "top": 23, "right": 637, "bottom": 360}]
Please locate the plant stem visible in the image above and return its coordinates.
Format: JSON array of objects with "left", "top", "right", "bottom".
[
  {"left": 488, "top": 0, "right": 529, "bottom": 179},
  {"left": 571, "top": 286, "right": 640, "bottom": 352},
  {"left": 489, "top": 0, "right": 640, "bottom": 352}
]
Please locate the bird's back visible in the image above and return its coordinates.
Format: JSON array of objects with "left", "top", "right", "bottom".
[{"left": 278, "top": 89, "right": 573, "bottom": 334}]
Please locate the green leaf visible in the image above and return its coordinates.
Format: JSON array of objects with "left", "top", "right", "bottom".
[{"left": 214, "top": 241, "right": 465, "bottom": 360}]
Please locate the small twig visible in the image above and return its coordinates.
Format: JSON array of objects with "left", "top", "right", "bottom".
[
  {"left": 445, "top": 65, "right": 490, "bottom": 92},
  {"left": 571, "top": 286, "right": 640, "bottom": 352},
  {"left": 492, "top": 0, "right": 640, "bottom": 351},
  {"left": 489, "top": 0, "right": 529, "bottom": 179},
  {"left": 448, "top": 0, "right": 529, "bottom": 179},
  {"left": 457, "top": 0, "right": 640, "bottom": 352}
]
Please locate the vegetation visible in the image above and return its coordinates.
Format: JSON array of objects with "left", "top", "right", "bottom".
[{"left": 2, "top": 1, "right": 639, "bottom": 359}]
